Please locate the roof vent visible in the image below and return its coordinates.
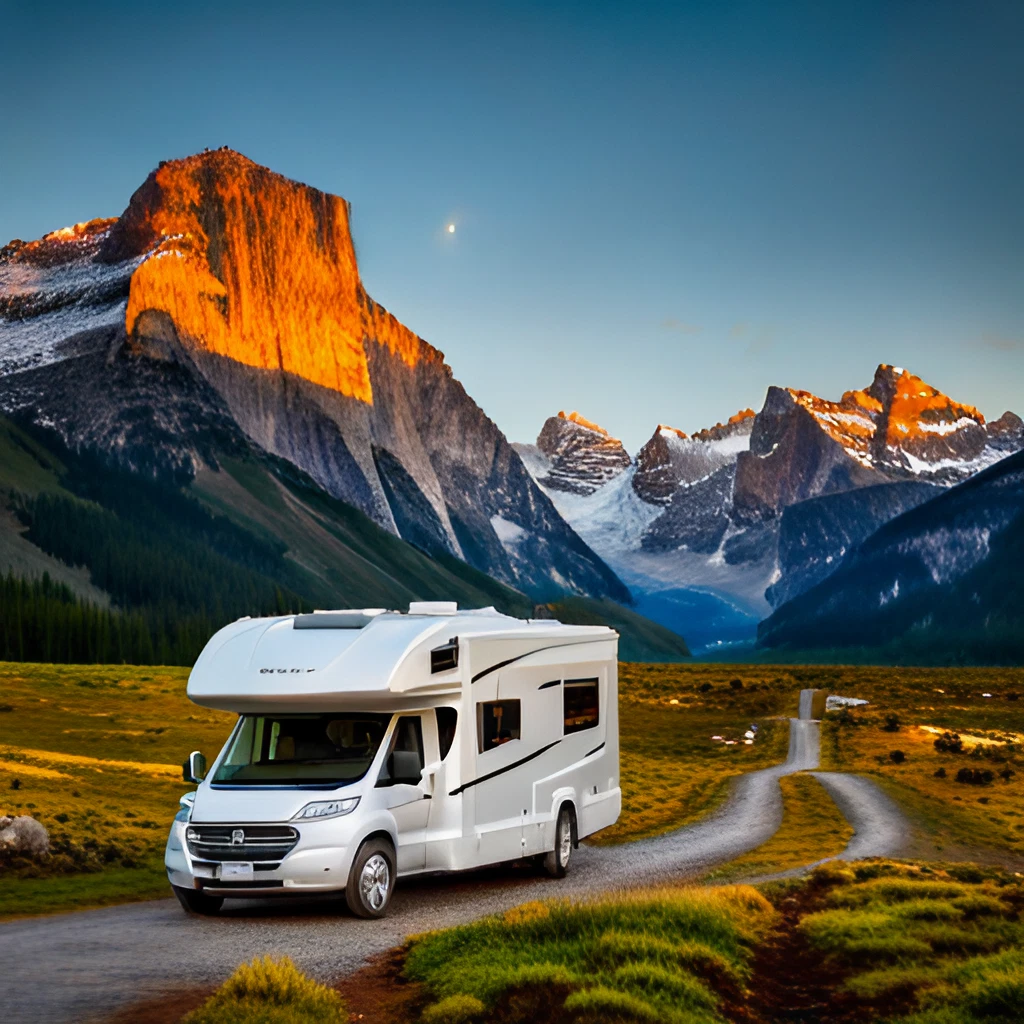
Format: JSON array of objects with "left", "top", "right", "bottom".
[{"left": 408, "top": 601, "right": 458, "bottom": 616}]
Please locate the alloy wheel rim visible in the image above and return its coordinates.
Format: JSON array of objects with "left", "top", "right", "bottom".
[
  {"left": 560, "top": 816, "right": 572, "bottom": 865},
  {"left": 360, "top": 853, "right": 390, "bottom": 911}
]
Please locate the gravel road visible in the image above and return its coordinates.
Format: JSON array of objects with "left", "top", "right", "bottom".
[{"left": 1, "top": 718, "right": 908, "bottom": 1024}]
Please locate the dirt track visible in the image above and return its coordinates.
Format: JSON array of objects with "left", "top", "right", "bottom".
[{"left": 1, "top": 718, "right": 908, "bottom": 1024}]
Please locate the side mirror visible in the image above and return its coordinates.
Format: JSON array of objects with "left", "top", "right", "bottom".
[{"left": 183, "top": 750, "right": 207, "bottom": 784}]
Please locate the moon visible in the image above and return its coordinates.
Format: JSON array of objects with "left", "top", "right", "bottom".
[{"left": 447, "top": 223, "right": 455, "bottom": 234}]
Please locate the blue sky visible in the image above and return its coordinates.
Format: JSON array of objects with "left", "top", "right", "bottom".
[{"left": 2, "top": 0, "right": 1021, "bottom": 452}]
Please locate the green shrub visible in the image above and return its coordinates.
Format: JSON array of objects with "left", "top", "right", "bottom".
[
  {"left": 563, "top": 986, "right": 662, "bottom": 1023},
  {"left": 612, "top": 961, "right": 717, "bottom": 1010},
  {"left": 183, "top": 956, "right": 346, "bottom": 1024},
  {"left": 890, "top": 899, "right": 963, "bottom": 922},
  {"left": 420, "top": 994, "right": 486, "bottom": 1024}
]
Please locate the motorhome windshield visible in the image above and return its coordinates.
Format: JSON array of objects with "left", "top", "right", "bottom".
[{"left": 211, "top": 713, "right": 392, "bottom": 786}]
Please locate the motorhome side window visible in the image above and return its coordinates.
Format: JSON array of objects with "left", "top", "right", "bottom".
[
  {"left": 477, "top": 700, "right": 521, "bottom": 753},
  {"left": 564, "top": 679, "right": 599, "bottom": 734},
  {"left": 436, "top": 707, "right": 458, "bottom": 761},
  {"left": 377, "top": 716, "right": 425, "bottom": 786},
  {"left": 211, "top": 713, "right": 391, "bottom": 786}
]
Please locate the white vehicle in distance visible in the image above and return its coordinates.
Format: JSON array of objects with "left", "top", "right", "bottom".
[{"left": 166, "top": 602, "right": 621, "bottom": 918}]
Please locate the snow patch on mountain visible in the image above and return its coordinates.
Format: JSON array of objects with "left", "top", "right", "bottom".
[
  {"left": 539, "top": 466, "right": 660, "bottom": 556},
  {"left": 490, "top": 514, "right": 528, "bottom": 547}
]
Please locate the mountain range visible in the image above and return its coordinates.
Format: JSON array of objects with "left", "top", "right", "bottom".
[
  {"left": 2, "top": 148, "right": 1020, "bottom": 664},
  {"left": 514, "top": 368, "right": 1022, "bottom": 654}
]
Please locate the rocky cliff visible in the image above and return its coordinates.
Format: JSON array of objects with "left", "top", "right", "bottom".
[
  {"left": 734, "top": 365, "right": 997, "bottom": 522},
  {"left": 0, "top": 149, "right": 628, "bottom": 602},
  {"left": 632, "top": 411, "right": 754, "bottom": 505},
  {"left": 531, "top": 411, "right": 631, "bottom": 495}
]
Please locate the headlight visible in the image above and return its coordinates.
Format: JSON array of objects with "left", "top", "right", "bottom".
[
  {"left": 292, "top": 797, "right": 360, "bottom": 821},
  {"left": 175, "top": 792, "right": 195, "bottom": 823}
]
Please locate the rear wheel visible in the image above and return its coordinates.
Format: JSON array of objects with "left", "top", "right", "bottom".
[
  {"left": 544, "top": 805, "right": 576, "bottom": 878},
  {"left": 172, "top": 885, "right": 224, "bottom": 916},
  {"left": 345, "top": 838, "right": 396, "bottom": 918}
]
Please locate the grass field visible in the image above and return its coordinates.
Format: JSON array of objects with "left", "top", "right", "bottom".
[
  {"left": 0, "top": 663, "right": 231, "bottom": 919},
  {"left": 596, "top": 663, "right": 795, "bottom": 845},
  {"left": 812, "top": 666, "right": 1024, "bottom": 863},
  {"left": 2, "top": 661, "right": 1023, "bottom": 921}
]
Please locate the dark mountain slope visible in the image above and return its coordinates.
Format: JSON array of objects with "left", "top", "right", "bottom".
[
  {"left": 767, "top": 480, "right": 943, "bottom": 607},
  {"left": 758, "top": 450, "right": 1024, "bottom": 663}
]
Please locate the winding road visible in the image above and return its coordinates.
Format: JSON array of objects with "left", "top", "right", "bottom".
[{"left": 2, "top": 715, "right": 908, "bottom": 1024}]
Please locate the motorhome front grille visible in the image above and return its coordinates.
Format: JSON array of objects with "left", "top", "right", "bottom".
[{"left": 186, "top": 825, "right": 299, "bottom": 862}]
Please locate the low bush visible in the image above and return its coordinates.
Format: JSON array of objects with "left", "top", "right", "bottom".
[
  {"left": 883, "top": 714, "right": 901, "bottom": 733},
  {"left": 934, "top": 731, "right": 964, "bottom": 754},
  {"left": 890, "top": 750, "right": 907, "bottom": 764},
  {"left": 956, "top": 768, "right": 994, "bottom": 786},
  {"left": 182, "top": 956, "right": 346, "bottom": 1024}
]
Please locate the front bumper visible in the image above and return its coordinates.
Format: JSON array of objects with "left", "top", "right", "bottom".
[{"left": 165, "top": 818, "right": 355, "bottom": 895}]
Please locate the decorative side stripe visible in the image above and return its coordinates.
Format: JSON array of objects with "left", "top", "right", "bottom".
[
  {"left": 585, "top": 741, "right": 606, "bottom": 758},
  {"left": 538, "top": 679, "right": 561, "bottom": 690},
  {"left": 470, "top": 643, "right": 583, "bottom": 683},
  {"left": 449, "top": 740, "right": 561, "bottom": 796}
]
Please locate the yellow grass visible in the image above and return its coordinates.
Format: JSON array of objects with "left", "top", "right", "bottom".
[
  {"left": 3, "top": 748, "right": 181, "bottom": 778},
  {"left": 0, "top": 760, "right": 70, "bottom": 780}
]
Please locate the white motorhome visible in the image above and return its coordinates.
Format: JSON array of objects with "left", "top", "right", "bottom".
[{"left": 165, "top": 603, "right": 621, "bottom": 917}]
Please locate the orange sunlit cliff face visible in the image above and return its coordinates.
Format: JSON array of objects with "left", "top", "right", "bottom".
[
  {"left": 118, "top": 149, "right": 434, "bottom": 404},
  {"left": 785, "top": 364, "right": 986, "bottom": 466}
]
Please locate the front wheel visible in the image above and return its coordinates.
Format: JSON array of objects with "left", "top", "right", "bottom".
[
  {"left": 172, "top": 885, "right": 224, "bottom": 916},
  {"left": 544, "top": 805, "right": 576, "bottom": 878},
  {"left": 345, "top": 838, "right": 396, "bottom": 918}
]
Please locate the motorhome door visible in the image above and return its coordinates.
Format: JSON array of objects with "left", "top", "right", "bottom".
[{"left": 375, "top": 713, "right": 434, "bottom": 871}]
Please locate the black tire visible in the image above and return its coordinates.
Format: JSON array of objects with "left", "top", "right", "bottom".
[
  {"left": 172, "top": 884, "right": 224, "bottom": 916},
  {"left": 345, "top": 838, "right": 396, "bottom": 918},
  {"left": 543, "top": 804, "right": 576, "bottom": 878}
]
